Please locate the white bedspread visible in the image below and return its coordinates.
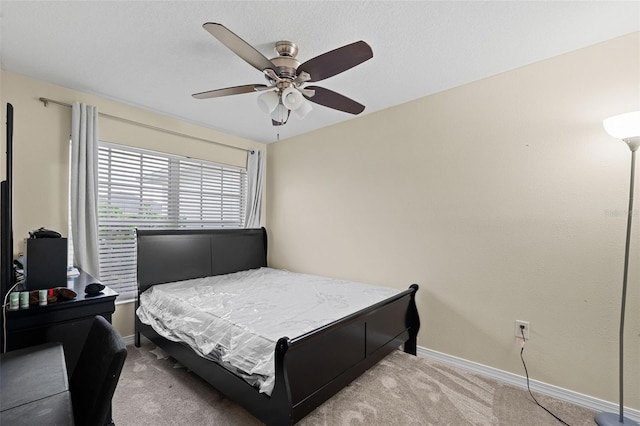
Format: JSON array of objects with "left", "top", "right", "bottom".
[{"left": 136, "top": 267, "right": 400, "bottom": 395}]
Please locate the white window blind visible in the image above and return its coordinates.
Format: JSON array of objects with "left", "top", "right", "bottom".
[{"left": 97, "top": 142, "right": 247, "bottom": 301}]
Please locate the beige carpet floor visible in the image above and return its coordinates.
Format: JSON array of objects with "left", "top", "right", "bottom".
[{"left": 112, "top": 340, "right": 597, "bottom": 425}]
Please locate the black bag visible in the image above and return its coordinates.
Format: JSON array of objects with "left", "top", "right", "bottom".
[{"left": 28, "top": 227, "right": 62, "bottom": 239}]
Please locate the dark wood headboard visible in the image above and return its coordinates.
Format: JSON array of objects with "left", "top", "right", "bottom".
[{"left": 136, "top": 228, "right": 268, "bottom": 293}]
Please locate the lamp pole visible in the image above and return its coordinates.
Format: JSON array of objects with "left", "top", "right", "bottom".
[
  {"left": 596, "top": 111, "right": 640, "bottom": 426},
  {"left": 616, "top": 147, "right": 634, "bottom": 423}
]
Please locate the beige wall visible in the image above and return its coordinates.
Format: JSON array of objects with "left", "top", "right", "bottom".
[
  {"left": 0, "top": 71, "right": 264, "bottom": 336},
  {"left": 267, "top": 33, "right": 640, "bottom": 408}
]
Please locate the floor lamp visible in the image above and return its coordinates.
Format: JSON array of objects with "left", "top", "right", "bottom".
[{"left": 596, "top": 110, "right": 640, "bottom": 426}]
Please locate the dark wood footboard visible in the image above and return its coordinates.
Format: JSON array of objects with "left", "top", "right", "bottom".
[
  {"left": 275, "top": 284, "right": 420, "bottom": 425},
  {"left": 134, "top": 228, "right": 420, "bottom": 425}
]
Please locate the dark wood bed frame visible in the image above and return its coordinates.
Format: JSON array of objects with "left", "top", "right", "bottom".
[{"left": 134, "top": 228, "right": 420, "bottom": 425}]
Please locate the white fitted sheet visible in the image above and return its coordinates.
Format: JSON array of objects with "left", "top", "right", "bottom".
[{"left": 136, "top": 267, "right": 400, "bottom": 395}]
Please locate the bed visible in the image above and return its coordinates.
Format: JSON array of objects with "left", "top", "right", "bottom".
[{"left": 134, "top": 228, "right": 420, "bottom": 425}]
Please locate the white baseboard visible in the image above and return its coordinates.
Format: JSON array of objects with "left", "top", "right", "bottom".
[
  {"left": 122, "top": 334, "right": 136, "bottom": 346},
  {"left": 417, "top": 346, "right": 640, "bottom": 423}
]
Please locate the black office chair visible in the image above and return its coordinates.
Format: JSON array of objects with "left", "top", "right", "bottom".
[{"left": 70, "top": 315, "right": 127, "bottom": 426}]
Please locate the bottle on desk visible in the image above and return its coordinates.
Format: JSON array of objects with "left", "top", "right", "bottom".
[
  {"left": 8, "top": 292, "right": 19, "bottom": 310},
  {"left": 19, "top": 292, "right": 29, "bottom": 309},
  {"left": 38, "top": 290, "right": 47, "bottom": 306}
]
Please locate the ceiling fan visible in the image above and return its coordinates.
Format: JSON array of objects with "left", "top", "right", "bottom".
[{"left": 192, "top": 23, "right": 373, "bottom": 126}]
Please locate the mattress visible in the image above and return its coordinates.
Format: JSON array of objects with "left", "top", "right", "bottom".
[{"left": 136, "top": 267, "right": 401, "bottom": 395}]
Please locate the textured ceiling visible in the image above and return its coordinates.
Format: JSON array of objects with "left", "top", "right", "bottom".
[{"left": 1, "top": 1, "right": 639, "bottom": 143}]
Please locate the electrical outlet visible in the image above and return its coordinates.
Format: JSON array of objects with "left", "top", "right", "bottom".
[{"left": 515, "top": 320, "right": 530, "bottom": 340}]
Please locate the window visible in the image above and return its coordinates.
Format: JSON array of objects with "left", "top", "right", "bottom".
[{"left": 97, "top": 142, "right": 247, "bottom": 301}]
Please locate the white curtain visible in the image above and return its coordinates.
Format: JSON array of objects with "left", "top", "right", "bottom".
[
  {"left": 70, "top": 102, "right": 100, "bottom": 278},
  {"left": 244, "top": 149, "right": 264, "bottom": 228}
]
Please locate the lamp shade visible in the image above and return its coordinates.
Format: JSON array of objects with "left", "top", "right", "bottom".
[
  {"left": 271, "top": 103, "right": 288, "bottom": 124},
  {"left": 293, "top": 100, "right": 312, "bottom": 120},
  {"left": 257, "top": 90, "right": 280, "bottom": 114},
  {"left": 282, "top": 87, "right": 304, "bottom": 110},
  {"left": 603, "top": 111, "right": 640, "bottom": 140}
]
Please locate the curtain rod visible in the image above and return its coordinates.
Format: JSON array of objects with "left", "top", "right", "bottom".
[{"left": 38, "top": 97, "right": 253, "bottom": 154}]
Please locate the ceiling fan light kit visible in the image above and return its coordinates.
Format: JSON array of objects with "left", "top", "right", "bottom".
[
  {"left": 271, "top": 103, "right": 289, "bottom": 125},
  {"left": 193, "top": 23, "right": 373, "bottom": 127},
  {"left": 282, "top": 87, "right": 304, "bottom": 110},
  {"left": 294, "top": 100, "right": 313, "bottom": 120},
  {"left": 257, "top": 90, "right": 280, "bottom": 114}
]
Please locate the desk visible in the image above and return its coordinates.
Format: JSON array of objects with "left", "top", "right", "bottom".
[
  {"left": 2, "top": 270, "right": 118, "bottom": 376},
  {"left": 0, "top": 342, "right": 75, "bottom": 425}
]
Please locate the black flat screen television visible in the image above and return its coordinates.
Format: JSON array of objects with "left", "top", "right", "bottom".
[{"left": 1, "top": 103, "right": 15, "bottom": 300}]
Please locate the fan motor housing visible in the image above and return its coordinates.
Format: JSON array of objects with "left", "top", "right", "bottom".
[
  {"left": 271, "top": 41, "right": 300, "bottom": 79},
  {"left": 270, "top": 56, "right": 299, "bottom": 79}
]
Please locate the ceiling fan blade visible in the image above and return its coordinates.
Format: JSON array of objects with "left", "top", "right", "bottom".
[
  {"left": 297, "top": 41, "right": 373, "bottom": 83},
  {"left": 192, "top": 84, "right": 268, "bottom": 99},
  {"left": 203, "top": 23, "right": 276, "bottom": 72},
  {"left": 304, "top": 86, "right": 365, "bottom": 115}
]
